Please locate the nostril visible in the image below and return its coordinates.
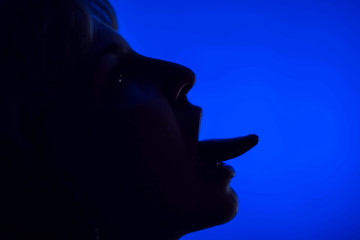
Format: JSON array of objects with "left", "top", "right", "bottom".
[{"left": 175, "top": 82, "right": 193, "bottom": 103}]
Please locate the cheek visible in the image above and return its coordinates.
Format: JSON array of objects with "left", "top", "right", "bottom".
[
  {"left": 120, "top": 101, "right": 197, "bottom": 183},
  {"left": 126, "top": 102, "right": 187, "bottom": 166},
  {"left": 95, "top": 87, "right": 202, "bottom": 198}
]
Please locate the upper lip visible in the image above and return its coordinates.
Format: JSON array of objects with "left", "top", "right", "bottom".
[
  {"left": 182, "top": 104, "right": 259, "bottom": 165},
  {"left": 195, "top": 105, "right": 259, "bottom": 164}
]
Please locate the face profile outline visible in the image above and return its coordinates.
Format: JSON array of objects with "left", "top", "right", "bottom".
[{"left": 0, "top": 1, "right": 259, "bottom": 239}]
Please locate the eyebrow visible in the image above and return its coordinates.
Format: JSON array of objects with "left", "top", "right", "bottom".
[
  {"left": 103, "top": 41, "right": 130, "bottom": 57},
  {"left": 100, "top": 22, "right": 132, "bottom": 53},
  {"left": 91, "top": 21, "right": 132, "bottom": 60}
]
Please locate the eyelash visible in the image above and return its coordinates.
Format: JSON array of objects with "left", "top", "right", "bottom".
[
  {"left": 99, "top": 63, "right": 126, "bottom": 102},
  {"left": 109, "top": 62, "right": 126, "bottom": 85}
]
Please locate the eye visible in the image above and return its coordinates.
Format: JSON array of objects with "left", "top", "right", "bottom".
[
  {"left": 99, "top": 61, "right": 128, "bottom": 103},
  {"left": 108, "top": 61, "right": 127, "bottom": 89}
]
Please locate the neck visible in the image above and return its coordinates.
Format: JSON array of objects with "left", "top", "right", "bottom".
[
  {"left": 93, "top": 204, "right": 191, "bottom": 240},
  {"left": 96, "top": 220, "right": 189, "bottom": 240},
  {"left": 99, "top": 227, "right": 185, "bottom": 240}
]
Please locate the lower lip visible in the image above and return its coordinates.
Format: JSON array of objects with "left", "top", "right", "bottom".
[
  {"left": 203, "top": 163, "right": 236, "bottom": 185},
  {"left": 217, "top": 163, "right": 236, "bottom": 178}
]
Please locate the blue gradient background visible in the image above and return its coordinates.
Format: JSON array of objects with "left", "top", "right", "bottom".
[{"left": 110, "top": 1, "right": 360, "bottom": 239}]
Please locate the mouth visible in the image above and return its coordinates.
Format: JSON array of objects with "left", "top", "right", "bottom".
[
  {"left": 182, "top": 105, "right": 259, "bottom": 182},
  {"left": 196, "top": 135, "right": 259, "bottom": 182}
]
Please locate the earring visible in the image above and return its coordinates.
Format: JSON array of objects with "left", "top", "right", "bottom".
[{"left": 118, "top": 74, "right": 123, "bottom": 84}]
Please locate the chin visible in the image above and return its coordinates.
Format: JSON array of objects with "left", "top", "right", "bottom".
[
  {"left": 172, "top": 186, "right": 240, "bottom": 236},
  {"left": 209, "top": 186, "right": 239, "bottom": 226}
]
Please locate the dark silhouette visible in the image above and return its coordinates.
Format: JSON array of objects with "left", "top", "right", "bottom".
[{"left": 0, "top": 0, "right": 259, "bottom": 239}]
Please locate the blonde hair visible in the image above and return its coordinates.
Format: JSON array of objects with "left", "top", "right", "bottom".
[{"left": 0, "top": 0, "right": 118, "bottom": 238}]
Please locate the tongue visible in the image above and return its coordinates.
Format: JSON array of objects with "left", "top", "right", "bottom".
[{"left": 198, "top": 134, "right": 259, "bottom": 163}]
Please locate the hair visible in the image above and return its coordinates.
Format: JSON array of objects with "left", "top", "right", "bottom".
[{"left": 0, "top": 0, "right": 118, "bottom": 238}]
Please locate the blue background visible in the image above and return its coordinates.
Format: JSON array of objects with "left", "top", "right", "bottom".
[{"left": 110, "top": 0, "right": 360, "bottom": 239}]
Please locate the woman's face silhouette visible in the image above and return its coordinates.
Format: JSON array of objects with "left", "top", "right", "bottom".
[{"left": 44, "top": 21, "right": 239, "bottom": 239}]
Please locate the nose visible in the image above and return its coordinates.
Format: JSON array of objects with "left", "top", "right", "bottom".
[{"left": 127, "top": 52, "right": 196, "bottom": 106}]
